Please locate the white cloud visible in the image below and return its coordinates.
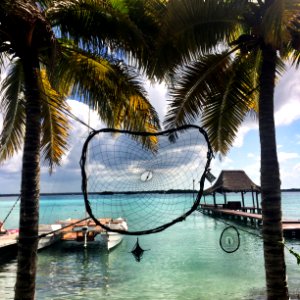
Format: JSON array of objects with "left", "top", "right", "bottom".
[
  {"left": 278, "top": 151, "right": 300, "bottom": 163},
  {"left": 145, "top": 80, "right": 168, "bottom": 123},
  {"left": 279, "top": 167, "right": 300, "bottom": 189},
  {"left": 274, "top": 66, "right": 300, "bottom": 126},
  {"left": 1, "top": 64, "right": 300, "bottom": 192},
  {"left": 230, "top": 66, "right": 300, "bottom": 150},
  {"left": 208, "top": 156, "right": 233, "bottom": 183},
  {"left": 232, "top": 120, "right": 258, "bottom": 148},
  {"left": 275, "top": 98, "right": 300, "bottom": 126},
  {"left": 294, "top": 163, "right": 300, "bottom": 171},
  {"left": 1, "top": 151, "right": 22, "bottom": 173}
]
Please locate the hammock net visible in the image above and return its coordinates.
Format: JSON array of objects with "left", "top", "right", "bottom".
[{"left": 80, "top": 125, "right": 213, "bottom": 235}]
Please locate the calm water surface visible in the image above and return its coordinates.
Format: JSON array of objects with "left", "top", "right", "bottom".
[{"left": 0, "top": 192, "right": 300, "bottom": 299}]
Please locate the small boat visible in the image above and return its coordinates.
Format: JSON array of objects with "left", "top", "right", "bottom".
[
  {"left": 105, "top": 218, "right": 128, "bottom": 250},
  {"left": 38, "top": 224, "right": 62, "bottom": 250},
  {"left": 58, "top": 218, "right": 127, "bottom": 250},
  {"left": 0, "top": 224, "right": 62, "bottom": 260}
]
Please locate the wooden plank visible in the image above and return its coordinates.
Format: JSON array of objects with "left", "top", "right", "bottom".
[
  {"left": 200, "top": 204, "right": 262, "bottom": 219},
  {"left": 199, "top": 204, "right": 300, "bottom": 237},
  {"left": 282, "top": 223, "right": 300, "bottom": 230},
  {"left": 215, "top": 208, "right": 262, "bottom": 220},
  {"left": 0, "top": 233, "right": 18, "bottom": 248}
]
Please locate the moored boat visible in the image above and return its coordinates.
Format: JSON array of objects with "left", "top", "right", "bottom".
[
  {"left": 58, "top": 217, "right": 127, "bottom": 250},
  {"left": 105, "top": 218, "right": 128, "bottom": 250},
  {"left": 38, "top": 224, "right": 62, "bottom": 250}
]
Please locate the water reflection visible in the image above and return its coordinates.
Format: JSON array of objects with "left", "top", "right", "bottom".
[
  {"left": 37, "top": 240, "right": 113, "bottom": 299},
  {"left": 0, "top": 259, "right": 16, "bottom": 299}
]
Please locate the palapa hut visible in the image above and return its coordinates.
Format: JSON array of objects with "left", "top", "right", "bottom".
[{"left": 204, "top": 170, "right": 261, "bottom": 212}]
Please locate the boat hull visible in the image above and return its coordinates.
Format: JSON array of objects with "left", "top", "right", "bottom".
[
  {"left": 102, "top": 232, "right": 123, "bottom": 250},
  {"left": 59, "top": 218, "right": 128, "bottom": 250},
  {"left": 38, "top": 224, "right": 62, "bottom": 250}
]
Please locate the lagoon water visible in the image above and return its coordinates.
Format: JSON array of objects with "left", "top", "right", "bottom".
[{"left": 0, "top": 192, "right": 300, "bottom": 299}]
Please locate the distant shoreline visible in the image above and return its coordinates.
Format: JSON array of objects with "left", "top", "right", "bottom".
[{"left": 1, "top": 188, "right": 300, "bottom": 197}]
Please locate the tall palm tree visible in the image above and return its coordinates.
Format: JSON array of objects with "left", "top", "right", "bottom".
[
  {"left": 154, "top": 1, "right": 300, "bottom": 299},
  {"left": 0, "top": 1, "right": 160, "bottom": 299}
]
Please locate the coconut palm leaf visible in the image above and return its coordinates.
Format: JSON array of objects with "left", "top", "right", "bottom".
[
  {"left": 121, "top": 0, "right": 168, "bottom": 74},
  {"left": 292, "top": 49, "right": 300, "bottom": 66},
  {"left": 288, "top": 13, "right": 300, "bottom": 64},
  {"left": 147, "top": 0, "right": 245, "bottom": 81},
  {"left": 164, "top": 51, "right": 236, "bottom": 127},
  {"left": 164, "top": 50, "right": 260, "bottom": 154},
  {"left": 46, "top": 0, "right": 145, "bottom": 57},
  {"left": 261, "top": 0, "right": 287, "bottom": 48},
  {"left": 201, "top": 55, "right": 259, "bottom": 154},
  {"left": 39, "top": 70, "right": 70, "bottom": 171},
  {"left": 0, "top": 59, "right": 25, "bottom": 161},
  {"left": 54, "top": 43, "right": 160, "bottom": 132},
  {"left": 0, "top": 53, "right": 7, "bottom": 71}
]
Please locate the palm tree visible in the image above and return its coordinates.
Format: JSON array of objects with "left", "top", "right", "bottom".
[
  {"left": 154, "top": 1, "right": 300, "bottom": 299},
  {"left": 0, "top": 1, "right": 160, "bottom": 299}
]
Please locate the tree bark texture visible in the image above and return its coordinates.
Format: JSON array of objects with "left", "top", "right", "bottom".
[
  {"left": 14, "top": 53, "right": 41, "bottom": 300},
  {"left": 259, "top": 44, "right": 289, "bottom": 300}
]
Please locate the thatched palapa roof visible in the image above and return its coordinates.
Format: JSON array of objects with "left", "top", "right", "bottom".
[{"left": 205, "top": 170, "right": 261, "bottom": 194}]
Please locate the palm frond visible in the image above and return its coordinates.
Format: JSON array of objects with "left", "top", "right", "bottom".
[
  {"left": 164, "top": 50, "right": 259, "bottom": 155},
  {"left": 54, "top": 43, "right": 120, "bottom": 117},
  {"left": 261, "top": 0, "right": 289, "bottom": 48},
  {"left": 39, "top": 70, "right": 70, "bottom": 172},
  {"left": 287, "top": 11, "right": 300, "bottom": 52},
  {"left": 149, "top": 0, "right": 245, "bottom": 80},
  {"left": 54, "top": 43, "right": 160, "bottom": 145},
  {"left": 164, "top": 51, "right": 235, "bottom": 128},
  {"left": 291, "top": 49, "right": 300, "bottom": 67},
  {"left": 0, "top": 53, "right": 7, "bottom": 71},
  {"left": 201, "top": 54, "right": 259, "bottom": 155},
  {"left": 0, "top": 59, "right": 25, "bottom": 161},
  {"left": 122, "top": 0, "right": 168, "bottom": 76},
  {"left": 46, "top": 0, "right": 146, "bottom": 59},
  {"left": 107, "top": 92, "right": 160, "bottom": 151}
]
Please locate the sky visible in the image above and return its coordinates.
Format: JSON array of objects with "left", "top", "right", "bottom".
[{"left": 0, "top": 65, "right": 300, "bottom": 194}]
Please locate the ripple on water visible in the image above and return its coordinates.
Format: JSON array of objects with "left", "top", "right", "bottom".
[{"left": 0, "top": 206, "right": 299, "bottom": 299}]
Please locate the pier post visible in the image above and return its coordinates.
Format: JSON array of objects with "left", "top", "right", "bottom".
[
  {"left": 255, "top": 192, "right": 260, "bottom": 214},
  {"left": 251, "top": 187, "right": 256, "bottom": 211},
  {"left": 241, "top": 192, "right": 245, "bottom": 210}
]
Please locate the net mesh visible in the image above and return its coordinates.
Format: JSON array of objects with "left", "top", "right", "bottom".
[
  {"left": 80, "top": 125, "right": 213, "bottom": 235},
  {"left": 219, "top": 226, "right": 240, "bottom": 253}
]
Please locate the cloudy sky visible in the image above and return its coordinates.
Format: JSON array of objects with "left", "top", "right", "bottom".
[{"left": 1, "top": 65, "right": 300, "bottom": 194}]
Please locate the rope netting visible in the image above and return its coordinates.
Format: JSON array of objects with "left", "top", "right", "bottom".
[{"left": 80, "top": 125, "right": 213, "bottom": 235}]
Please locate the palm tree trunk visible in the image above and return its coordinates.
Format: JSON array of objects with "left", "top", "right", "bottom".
[
  {"left": 14, "top": 53, "right": 41, "bottom": 300},
  {"left": 259, "top": 44, "right": 289, "bottom": 299}
]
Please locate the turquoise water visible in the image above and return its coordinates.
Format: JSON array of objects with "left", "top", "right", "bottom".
[{"left": 0, "top": 192, "right": 300, "bottom": 299}]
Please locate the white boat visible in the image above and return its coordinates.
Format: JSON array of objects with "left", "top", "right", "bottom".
[
  {"left": 104, "top": 218, "right": 128, "bottom": 250},
  {"left": 58, "top": 218, "right": 127, "bottom": 250},
  {"left": 38, "top": 224, "right": 62, "bottom": 250}
]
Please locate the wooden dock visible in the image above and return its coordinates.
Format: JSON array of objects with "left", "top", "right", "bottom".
[
  {"left": 0, "top": 232, "right": 18, "bottom": 261},
  {"left": 199, "top": 204, "right": 300, "bottom": 238}
]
